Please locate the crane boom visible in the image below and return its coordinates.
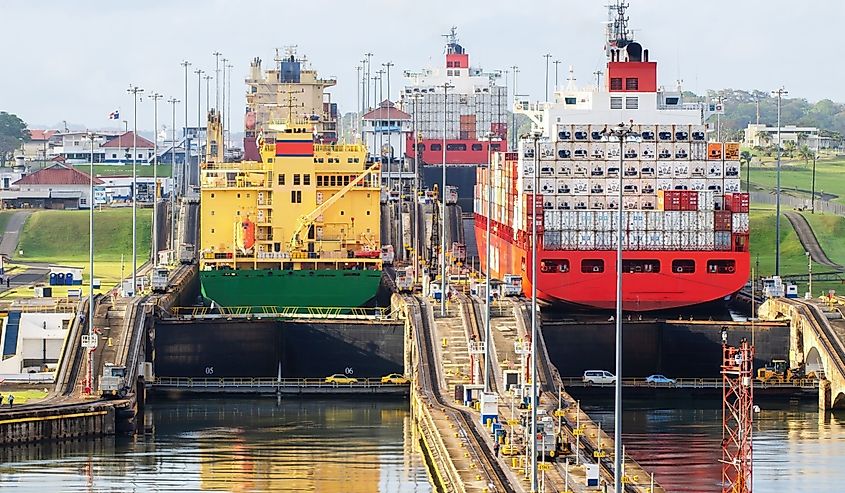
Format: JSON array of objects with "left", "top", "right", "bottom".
[{"left": 289, "top": 163, "right": 380, "bottom": 251}]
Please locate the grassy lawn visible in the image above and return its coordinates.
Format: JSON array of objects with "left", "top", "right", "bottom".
[
  {"left": 748, "top": 206, "right": 825, "bottom": 277},
  {"left": 73, "top": 164, "right": 172, "bottom": 178},
  {"left": 0, "top": 388, "right": 50, "bottom": 405},
  {"left": 746, "top": 156, "right": 845, "bottom": 204},
  {"left": 801, "top": 212, "right": 845, "bottom": 266},
  {"left": 0, "top": 209, "right": 153, "bottom": 298}
]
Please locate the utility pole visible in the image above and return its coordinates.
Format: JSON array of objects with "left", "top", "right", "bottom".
[
  {"left": 180, "top": 61, "right": 191, "bottom": 198},
  {"left": 812, "top": 130, "right": 819, "bottom": 214},
  {"left": 150, "top": 92, "right": 163, "bottom": 264},
  {"left": 195, "top": 69, "right": 204, "bottom": 163},
  {"left": 221, "top": 57, "right": 228, "bottom": 147},
  {"left": 529, "top": 129, "right": 542, "bottom": 493},
  {"left": 226, "top": 63, "right": 233, "bottom": 149},
  {"left": 440, "top": 82, "right": 453, "bottom": 316},
  {"left": 167, "top": 97, "right": 180, "bottom": 251},
  {"left": 510, "top": 66, "right": 518, "bottom": 150},
  {"left": 771, "top": 86, "right": 788, "bottom": 276},
  {"left": 213, "top": 51, "right": 222, "bottom": 111},
  {"left": 543, "top": 54, "right": 552, "bottom": 102},
  {"left": 593, "top": 70, "right": 604, "bottom": 89},
  {"left": 127, "top": 84, "right": 144, "bottom": 296},
  {"left": 364, "top": 52, "right": 373, "bottom": 110},
  {"left": 87, "top": 131, "right": 95, "bottom": 387},
  {"left": 356, "top": 65, "right": 362, "bottom": 140},
  {"left": 553, "top": 59, "right": 561, "bottom": 91},
  {"left": 483, "top": 131, "right": 494, "bottom": 393}
]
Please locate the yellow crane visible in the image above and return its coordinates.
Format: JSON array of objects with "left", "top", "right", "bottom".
[{"left": 288, "top": 163, "right": 381, "bottom": 252}]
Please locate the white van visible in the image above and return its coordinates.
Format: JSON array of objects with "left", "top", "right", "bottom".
[{"left": 583, "top": 370, "right": 616, "bottom": 385}]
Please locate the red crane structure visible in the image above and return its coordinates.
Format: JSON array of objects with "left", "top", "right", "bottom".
[{"left": 721, "top": 331, "right": 754, "bottom": 493}]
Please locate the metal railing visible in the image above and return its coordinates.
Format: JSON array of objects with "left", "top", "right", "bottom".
[
  {"left": 153, "top": 376, "right": 409, "bottom": 389},
  {"left": 559, "top": 376, "right": 819, "bottom": 389},
  {"left": 751, "top": 191, "right": 845, "bottom": 216},
  {"left": 168, "top": 305, "right": 395, "bottom": 320}
]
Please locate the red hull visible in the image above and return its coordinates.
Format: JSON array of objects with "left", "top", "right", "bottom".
[{"left": 474, "top": 214, "right": 749, "bottom": 312}]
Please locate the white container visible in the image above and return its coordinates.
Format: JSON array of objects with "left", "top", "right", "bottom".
[
  {"left": 705, "top": 179, "right": 723, "bottom": 195},
  {"left": 540, "top": 163, "right": 555, "bottom": 177},
  {"left": 725, "top": 179, "right": 742, "bottom": 193},
  {"left": 697, "top": 211, "right": 714, "bottom": 230},
  {"left": 698, "top": 231, "right": 715, "bottom": 249},
  {"left": 589, "top": 179, "right": 606, "bottom": 195},
  {"left": 555, "top": 195, "right": 568, "bottom": 210},
  {"left": 589, "top": 125, "right": 606, "bottom": 141},
  {"left": 606, "top": 143, "right": 621, "bottom": 159},
  {"left": 691, "top": 125, "right": 707, "bottom": 141},
  {"left": 715, "top": 231, "right": 731, "bottom": 251},
  {"left": 577, "top": 211, "right": 595, "bottom": 230},
  {"left": 540, "top": 178, "right": 556, "bottom": 194},
  {"left": 590, "top": 142, "right": 606, "bottom": 159},
  {"left": 595, "top": 231, "right": 613, "bottom": 249},
  {"left": 657, "top": 143, "right": 673, "bottom": 160},
  {"left": 706, "top": 161, "right": 724, "bottom": 179},
  {"left": 522, "top": 162, "right": 535, "bottom": 176},
  {"left": 623, "top": 142, "right": 640, "bottom": 160},
  {"left": 544, "top": 210, "right": 558, "bottom": 230},
  {"left": 698, "top": 191, "right": 715, "bottom": 211},
  {"left": 645, "top": 231, "right": 664, "bottom": 249},
  {"left": 573, "top": 124, "right": 589, "bottom": 141},
  {"left": 680, "top": 231, "right": 694, "bottom": 251},
  {"left": 724, "top": 163, "right": 740, "bottom": 178},
  {"left": 673, "top": 162, "right": 691, "bottom": 178},
  {"left": 589, "top": 161, "right": 606, "bottom": 178},
  {"left": 555, "top": 178, "right": 570, "bottom": 194},
  {"left": 657, "top": 162, "right": 673, "bottom": 178},
  {"left": 640, "top": 162, "right": 657, "bottom": 177},
  {"left": 556, "top": 124, "right": 574, "bottom": 141},
  {"left": 573, "top": 142, "right": 589, "bottom": 160},
  {"left": 664, "top": 231, "right": 681, "bottom": 249},
  {"left": 690, "top": 161, "right": 707, "bottom": 178},
  {"left": 690, "top": 179, "right": 706, "bottom": 192},
  {"left": 657, "top": 125, "right": 674, "bottom": 141},
  {"left": 557, "top": 162, "right": 572, "bottom": 176},
  {"left": 595, "top": 211, "right": 613, "bottom": 231},
  {"left": 560, "top": 231, "right": 574, "bottom": 249},
  {"left": 690, "top": 141, "right": 707, "bottom": 160},
  {"left": 629, "top": 211, "right": 647, "bottom": 231},
  {"left": 543, "top": 231, "right": 561, "bottom": 250},
  {"left": 556, "top": 142, "right": 573, "bottom": 160},
  {"left": 573, "top": 163, "right": 589, "bottom": 177},
  {"left": 575, "top": 231, "right": 595, "bottom": 250},
  {"left": 674, "top": 124, "right": 691, "bottom": 141},
  {"left": 656, "top": 179, "right": 673, "bottom": 192},
  {"left": 732, "top": 213, "right": 750, "bottom": 233},
  {"left": 573, "top": 179, "right": 589, "bottom": 195},
  {"left": 561, "top": 211, "right": 577, "bottom": 230},
  {"left": 540, "top": 142, "right": 555, "bottom": 160},
  {"left": 606, "top": 179, "right": 620, "bottom": 194},
  {"left": 641, "top": 142, "right": 656, "bottom": 160},
  {"left": 646, "top": 211, "right": 664, "bottom": 230}
]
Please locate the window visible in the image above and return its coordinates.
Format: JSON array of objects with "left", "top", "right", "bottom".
[
  {"left": 471, "top": 143, "right": 483, "bottom": 151},
  {"left": 317, "top": 176, "right": 324, "bottom": 186},
  {"left": 446, "top": 143, "right": 466, "bottom": 151},
  {"left": 80, "top": 198, "right": 87, "bottom": 205},
  {"left": 622, "top": 259, "right": 660, "bottom": 273},
  {"left": 330, "top": 176, "right": 337, "bottom": 186},
  {"left": 490, "top": 143, "right": 501, "bottom": 151},
  {"left": 278, "top": 174, "right": 285, "bottom": 186},
  {"left": 303, "top": 174, "right": 310, "bottom": 185},
  {"left": 672, "top": 259, "right": 695, "bottom": 273},
  {"left": 415, "top": 143, "right": 425, "bottom": 152},
  {"left": 293, "top": 174, "right": 301, "bottom": 185},
  {"left": 564, "top": 97, "right": 577, "bottom": 105},
  {"left": 581, "top": 259, "right": 605, "bottom": 273},
  {"left": 610, "top": 78, "right": 623, "bottom": 90},
  {"left": 431, "top": 143, "right": 442, "bottom": 151},
  {"left": 665, "top": 97, "right": 679, "bottom": 105},
  {"left": 112, "top": 153, "right": 117, "bottom": 159},
  {"left": 625, "top": 78, "right": 639, "bottom": 90},
  {"left": 610, "top": 97, "right": 623, "bottom": 109},
  {"left": 290, "top": 190, "right": 302, "bottom": 203},
  {"left": 707, "top": 260, "right": 736, "bottom": 274},
  {"left": 540, "top": 259, "right": 570, "bottom": 273},
  {"left": 625, "top": 97, "right": 638, "bottom": 109}
]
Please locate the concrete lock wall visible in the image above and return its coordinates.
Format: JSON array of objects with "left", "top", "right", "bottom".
[
  {"left": 0, "top": 407, "right": 115, "bottom": 445},
  {"left": 153, "top": 319, "right": 405, "bottom": 378},
  {"left": 543, "top": 321, "right": 789, "bottom": 378}
]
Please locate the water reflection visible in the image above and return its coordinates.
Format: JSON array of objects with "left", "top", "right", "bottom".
[
  {"left": 0, "top": 398, "right": 432, "bottom": 493},
  {"left": 582, "top": 398, "right": 845, "bottom": 492}
]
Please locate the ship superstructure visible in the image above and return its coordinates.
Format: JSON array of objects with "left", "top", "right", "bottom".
[
  {"left": 200, "top": 109, "right": 383, "bottom": 309},
  {"left": 403, "top": 28, "right": 508, "bottom": 209},
  {"left": 474, "top": 3, "right": 749, "bottom": 311},
  {"left": 243, "top": 47, "right": 338, "bottom": 160}
]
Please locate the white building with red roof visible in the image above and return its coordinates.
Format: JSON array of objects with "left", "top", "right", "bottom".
[
  {"left": 0, "top": 163, "right": 103, "bottom": 209},
  {"left": 19, "top": 129, "right": 58, "bottom": 162},
  {"left": 361, "top": 100, "right": 411, "bottom": 171}
]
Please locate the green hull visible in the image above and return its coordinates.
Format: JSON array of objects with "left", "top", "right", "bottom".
[{"left": 200, "top": 269, "right": 383, "bottom": 309}]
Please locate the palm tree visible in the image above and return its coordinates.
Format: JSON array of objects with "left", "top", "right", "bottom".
[
  {"left": 783, "top": 140, "right": 797, "bottom": 158},
  {"left": 798, "top": 144, "right": 813, "bottom": 164},
  {"left": 740, "top": 150, "right": 753, "bottom": 193}
]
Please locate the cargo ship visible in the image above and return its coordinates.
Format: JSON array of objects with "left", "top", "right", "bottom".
[
  {"left": 474, "top": 3, "right": 750, "bottom": 311},
  {"left": 402, "top": 28, "right": 508, "bottom": 211},
  {"left": 243, "top": 47, "right": 338, "bottom": 161},
  {"left": 199, "top": 109, "right": 383, "bottom": 309}
]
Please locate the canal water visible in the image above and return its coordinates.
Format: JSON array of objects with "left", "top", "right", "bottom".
[
  {"left": 583, "top": 397, "right": 845, "bottom": 491},
  {"left": 0, "top": 398, "right": 433, "bottom": 493}
]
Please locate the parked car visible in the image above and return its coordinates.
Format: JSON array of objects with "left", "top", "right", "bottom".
[
  {"left": 381, "top": 373, "right": 410, "bottom": 384},
  {"left": 645, "top": 374, "right": 676, "bottom": 385},
  {"left": 325, "top": 374, "right": 358, "bottom": 384},
  {"left": 583, "top": 370, "right": 616, "bottom": 385}
]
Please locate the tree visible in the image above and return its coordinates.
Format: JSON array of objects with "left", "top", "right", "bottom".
[
  {"left": 783, "top": 140, "right": 797, "bottom": 158},
  {"left": 0, "top": 111, "right": 30, "bottom": 166},
  {"left": 798, "top": 144, "right": 813, "bottom": 164}
]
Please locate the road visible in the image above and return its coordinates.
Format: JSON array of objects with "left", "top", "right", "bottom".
[
  {"left": 784, "top": 211, "right": 844, "bottom": 271},
  {"left": 0, "top": 210, "right": 33, "bottom": 257}
]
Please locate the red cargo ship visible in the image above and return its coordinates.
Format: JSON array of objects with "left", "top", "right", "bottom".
[{"left": 474, "top": 4, "right": 749, "bottom": 311}]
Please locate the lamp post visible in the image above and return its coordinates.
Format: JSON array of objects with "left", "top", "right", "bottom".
[
  {"left": 807, "top": 251, "right": 813, "bottom": 298},
  {"left": 529, "top": 129, "right": 542, "bottom": 493},
  {"left": 127, "top": 85, "right": 144, "bottom": 296},
  {"left": 213, "top": 51, "right": 222, "bottom": 111},
  {"left": 87, "top": 131, "right": 95, "bottom": 358},
  {"left": 543, "top": 54, "right": 552, "bottom": 102},
  {"left": 553, "top": 59, "right": 561, "bottom": 92},
  {"left": 383, "top": 61, "right": 394, "bottom": 188},
  {"left": 771, "top": 87, "right": 787, "bottom": 276},
  {"left": 811, "top": 132, "right": 819, "bottom": 214},
  {"left": 221, "top": 57, "right": 228, "bottom": 137},
  {"left": 195, "top": 69, "right": 205, "bottom": 163},
  {"left": 167, "top": 97, "right": 180, "bottom": 251},
  {"left": 364, "top": 52, "right": 373, "bottom": 110},
  {"left": 483, "top": 131, "right": 494, "bottom": 393},
  {"left": 411, "top": 91, "right": 422, "bottom": 284},
  {"left": 226, "top": 63, "right": 233, "bottom": 149},
  {"left": 440, "top": 82, "right": 453, "bottom": 316},
  {"left": 180, "top": 61, "right": 191, "bottom": 198},
  {"left": 510, "top": 66, "right": 519, "bottom": 149},
  {"left": 150, "top": 92, "right": 163, "bottom": 265},
  {"left": 601, "top": 121, "right": 636, "bottom": 493}
]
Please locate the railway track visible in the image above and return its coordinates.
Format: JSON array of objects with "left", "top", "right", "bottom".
[{"left": 408, "top": 295, "right": 515, "bottom": 492}]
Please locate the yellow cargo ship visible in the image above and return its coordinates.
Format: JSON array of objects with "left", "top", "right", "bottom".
[{"left": 199, "top": 111, "right": 383, "bottom": 309}]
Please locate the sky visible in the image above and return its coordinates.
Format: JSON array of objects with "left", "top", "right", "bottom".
[{"left": 2, "top": 0, "right": 844, "bottom": 132}]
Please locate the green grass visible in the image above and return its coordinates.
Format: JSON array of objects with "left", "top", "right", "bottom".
[
  {"left": 801, "top": 212, "right": 845, "bottom": 267},
  {"left": 73, "top": 164, "right": 172, "bottom": 178},
  {"left": 748, "top": 207, "right": 825, "bottom": 277},
  {"left": 16, "top": 208, "right": 151, "bottom": 263},
  {"left": 746, "top": 156, "right": 845, "bottom": 204},
  {"left": 0, "top": 211, "right": 14, "bottom": 238}
]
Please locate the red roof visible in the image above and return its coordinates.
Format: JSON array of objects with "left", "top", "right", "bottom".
[
  {"left": 13, "top": 164, "right": 104, "bottom": 186},
  {"left": 102, "top": 131, "right": 154, "bottom": 148},
  {"left": 362, "top": 100, "right": 411, "bottom": 121},
  {"left": 28, "top": 129, "right": 57, "bottom": 141}
]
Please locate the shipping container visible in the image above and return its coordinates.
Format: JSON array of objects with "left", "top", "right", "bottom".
[
  {"left": 724, "top": 179, "right": 742, "bottom": 193},
  {"left": 573, "top": 142, "right": 590, "bottom": 160},
  {"left": 673, "top": 161, "right": 691, "bottom": 179},
  {"left": 573, "top": 125, "right": 589, "bottom": 141},
  {"left": 724, "top": 193, "right": 750, "bottom": 213},
  {"left": 624, "top": 143, "right": 640, "bottom": 159},
  {"left": 691, "top": 125, "right": 707, "bottom": 141},
  {"left": 543, "top": 231, "right": 561, "bottom": 250},
  {"left": 724, "top": 163, "right": 740, "bottom": 178},
  {"left": 639, "top": 125, "right": 657, "bottom": 141},
  {"left": 698, "top": 190, "right": 715, "bottom": 210},
  {"left": 714, "top": 211, "right": 732, "bottom": 231},
  {"left": 731, "top": 213, "right": 749, "bottom": 233},
  {"left": 575, "top": 231, "right": 595, "bottom": 250},
  {"left": 646, "top": 210, "right": 664, "bottom": 230},
  {"left": 556, "top": 124, "right": 574, "bottom": 141},
  {"left": 690, "top": 161, "right": 706, "bottom": 178},
  {"left": 590, "top": 142, "right": 606, "bottom": 159},
  {"left": 555, "top": 142, "right": 572, "bottom": 160},
  {"left": 690, "top": 141, "right": 707, "bottom": 160},
  {"left": 690, "top": 179, "right": 706, "bottom": 192},
  {"left": 724, "top": 142, "right": 741, "bottom": 161},
  {"left": 707, "top": 142, "right": 724, "bottom": 160},
  {"left": 706, "top": 161, "right": 723, "bottom": 179},
  {"left": 714, "top": 231, "right": 732, "bottom": 251},
  {"left": 577, "top": 210, "right": 595, "bottom": 230},
  {"left": 674, "top": 142, "right": 691, "bottom": 160},
  {"left": 657, "top": 125, "right": 674, "bottom": 141},
  {"left": 641, "top": 142, "right": 656, "bottom": 160},
  {"left": 674, "top": 124, "right": 690, "bottom": 141}
]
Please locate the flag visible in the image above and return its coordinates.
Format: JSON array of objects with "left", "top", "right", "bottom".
[{"left": 109, "top": 110, "right": 120, "bottom": 120}]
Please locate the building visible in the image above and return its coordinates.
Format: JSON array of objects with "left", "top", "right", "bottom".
[
  {"left": 744, "top": 124, "right": 818, "bottom": 148},
  {"left": 100, "top": 131, "right": 155, "bottom": 164},
  {"left": 51, "top": 131, "right": 114, "bottom": 163},
  {"left": 18, "top": 130, "right": 57, "bottom": 162},
  {"left": 96, "top": 175, "right": 172, "bottom": 204},
  {"left": 0, "top": 163, "right": 103, "bottom": 209},
  {"left": 0, "top": 311, "right": 74, "bottom": 374},
  {"left": 361, "top": 100, "right": 411, "bottom": 181}
]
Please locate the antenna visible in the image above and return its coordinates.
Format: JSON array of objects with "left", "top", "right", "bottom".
[{"left": 443, "top": 26, "right": 460, "bottom": 54}]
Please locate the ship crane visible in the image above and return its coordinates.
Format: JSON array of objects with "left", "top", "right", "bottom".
[{"left": 288, "top": 163, "right": 381, "bottom": 252}]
